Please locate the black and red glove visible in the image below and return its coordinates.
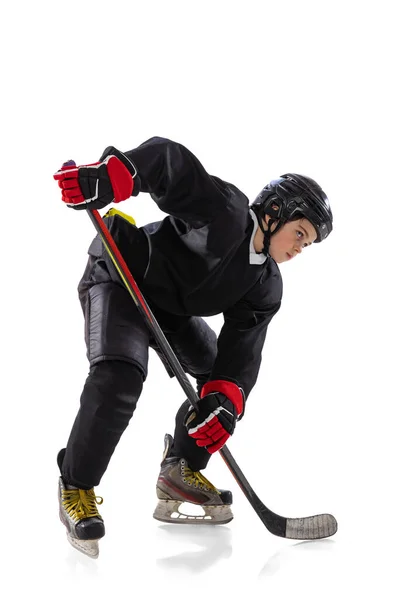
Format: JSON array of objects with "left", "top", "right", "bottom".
[
  {"left": 185, "top": 380, "right": 245, "bottom": 454},
  {"left": 53, "top": 147, "right": 140, "bottom": 210}
]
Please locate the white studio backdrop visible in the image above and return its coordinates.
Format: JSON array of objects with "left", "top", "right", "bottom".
[{"left": 1, "top": 0, "right": 399, "bottom": 598}]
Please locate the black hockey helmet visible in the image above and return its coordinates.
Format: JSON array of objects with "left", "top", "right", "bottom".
[{"left": 251, "top": 173, "right": 333, "bottom": 255}]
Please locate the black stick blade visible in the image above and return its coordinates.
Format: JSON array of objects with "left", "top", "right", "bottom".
[{"left": 285, "top": 514, "right": 338, "bottom": 539}]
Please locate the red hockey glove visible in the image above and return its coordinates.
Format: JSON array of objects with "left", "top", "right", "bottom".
[
  {"left": 185, "top": 380, "right": 245, "bottom": 454},
  {"left": 53, "top": 148, "right": 139, "bottom": 210}
]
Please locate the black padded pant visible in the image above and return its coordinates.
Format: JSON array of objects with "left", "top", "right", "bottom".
[
  {"left": 59, "top": 361, "right": 218, "bottom": 489},
  {"left": 59, "top": 360, "right": 216, "bottom": 489},
  {"left": 59, "top": 252, "right": 218, "bottom": 488}
]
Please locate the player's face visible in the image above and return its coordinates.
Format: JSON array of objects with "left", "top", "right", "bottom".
[{"left": 268, "top": 218, "right": 318, "bottom": 264}]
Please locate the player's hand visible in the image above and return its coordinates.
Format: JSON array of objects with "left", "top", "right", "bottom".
[
  {"left": 185, "top": 380, "right": 244, "bottom": 453},
  {"left": 53, "top": 149, "right": 139, "bottom": 210}
]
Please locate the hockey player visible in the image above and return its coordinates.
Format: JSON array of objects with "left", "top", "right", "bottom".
[{"left": 54, "top": 137, "right": 333, "bottom": 557}]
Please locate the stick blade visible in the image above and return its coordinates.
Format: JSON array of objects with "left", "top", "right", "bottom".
[{"left": 285, "top": 513, "right": 337, "bottom": 540}]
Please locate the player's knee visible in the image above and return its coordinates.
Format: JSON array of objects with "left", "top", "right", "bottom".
[{"left": 86, "top": 360, "right": 144, "bottom": 409}]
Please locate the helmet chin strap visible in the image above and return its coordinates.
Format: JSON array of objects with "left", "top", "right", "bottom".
[
  {"left": 253, "top": 200, "right": 285, "bottom": 257},
  {"left": 257, "top": 217, "right": 285, "bottom": 257},
  {"left": 260, "top": 219, "right": 275, "bottom": 257}
]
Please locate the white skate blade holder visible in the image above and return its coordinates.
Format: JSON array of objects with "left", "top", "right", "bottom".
[
  {"left": 154, "top": 499, "right": 233, "bottom": 525},
  {"left": 66, "top": 533, "right": 100, "bottom": 559}
]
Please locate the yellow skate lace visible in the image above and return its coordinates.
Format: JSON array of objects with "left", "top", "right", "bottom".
[
  {"left": 182, "top": 467, "right": 221, "bottom": 494},
  {"left": 62, "top": 488, "right": 103, "bottom": 522}
]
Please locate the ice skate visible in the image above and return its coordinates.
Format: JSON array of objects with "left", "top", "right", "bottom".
[
  {"left": 58, "top": 477, "right": 105, "bottom": 558},
  {"left": 57, "top": 450, "right": 105, "bottom": 558},
  {"left": 153, "top": 434, "right": 233, "bottom": 525}
]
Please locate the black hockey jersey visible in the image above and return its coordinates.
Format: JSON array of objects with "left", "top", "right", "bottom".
[{"left": 101, "top": 137, "right": 283, "bottom": 397}]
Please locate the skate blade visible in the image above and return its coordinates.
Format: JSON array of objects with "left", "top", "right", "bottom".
[
  {"left": 66, "top": 533, "right": 100, "bottom": 558},
  {"left": 153, "top": 499, "right": 233, "bottom": 525}
]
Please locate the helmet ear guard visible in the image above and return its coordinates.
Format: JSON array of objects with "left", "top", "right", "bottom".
[{"left": 264, "top": 199, "right": 284, "bottom": 220}]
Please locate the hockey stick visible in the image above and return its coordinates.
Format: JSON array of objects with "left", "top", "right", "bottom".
[{"left": 87, "top": 209, "right": 337, "bottom": 540}]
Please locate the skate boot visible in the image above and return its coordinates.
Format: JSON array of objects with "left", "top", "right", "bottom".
[
  {"left": 153, "top": 434, "right": 233, "bottom": 525},
  {"left": 57, "top": 450, "right": 105, "bottom": 558}
]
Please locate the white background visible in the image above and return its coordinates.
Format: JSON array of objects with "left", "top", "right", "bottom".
[{"left": 1, "top": 0, "right": 399, "bottom": 598}]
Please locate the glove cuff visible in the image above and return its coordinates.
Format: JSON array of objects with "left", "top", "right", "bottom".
[
  {"left": 99, "top": 146, "right": 141, "bottom": 196},
  {"left": 200, "top": 380, "right": 244, "bottom": 417}
]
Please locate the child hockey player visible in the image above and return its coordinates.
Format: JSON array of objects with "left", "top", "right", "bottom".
[{"left": 54, "top": 136, "right": 333, "bottom": 557}]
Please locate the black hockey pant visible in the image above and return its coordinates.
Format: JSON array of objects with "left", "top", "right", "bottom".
[{"left": 58, "top": 257, "right": 218, "bottom": 489}]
